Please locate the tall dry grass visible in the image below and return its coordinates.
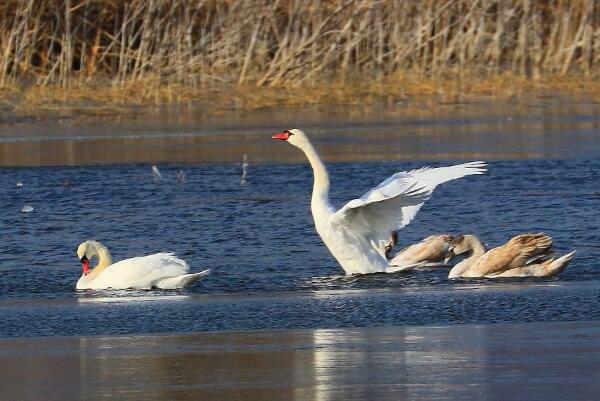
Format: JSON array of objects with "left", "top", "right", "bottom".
[{"left": 0, "top": 0, "right": 598, "bottom": 102}]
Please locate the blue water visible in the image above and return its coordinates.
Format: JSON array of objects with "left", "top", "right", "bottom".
[{"left": 1, "top": 159, "right": 599, "bottom": 337}]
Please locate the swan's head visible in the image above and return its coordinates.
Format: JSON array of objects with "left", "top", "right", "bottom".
[
  {"left": 76, "top": 240, "right": 100, "bottom": 275},
  {"left": 272, "top": 128, "right": 310, "bottom": 149}
]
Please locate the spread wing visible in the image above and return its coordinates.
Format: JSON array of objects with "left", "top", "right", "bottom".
[{"left": 330, "top": 162, "right": 486, "bottom": 246}]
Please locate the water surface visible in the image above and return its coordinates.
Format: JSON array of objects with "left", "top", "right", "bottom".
[
  {"left": 0, "top": 99, "right": 599, "bottom": 339},
  {"left": 2, "top": 97, "right": 600, "bottom": 166},
  {"left": 1, "top": 321, "right": 598, "bottom": 401},
  {"left": 0, "top": 157, "right": 598, "bottom": 337},
  {"left": 1, "top": 99, "right": 599, "bottom": 400}
]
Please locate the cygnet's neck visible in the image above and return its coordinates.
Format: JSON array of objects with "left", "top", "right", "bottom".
[
  {"left": 457, "top": 235, "right": 487, "bottom": 270},
  {"left": 464, "top": 235, "right": 487, "bottom": 258}
]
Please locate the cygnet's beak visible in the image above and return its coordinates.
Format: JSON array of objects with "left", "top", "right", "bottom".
[{"left": 444, "top": 250, "right": 455, "bottom": 265}]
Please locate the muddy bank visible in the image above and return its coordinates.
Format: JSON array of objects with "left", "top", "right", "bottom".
[{"left": 1, "top": 95, "right": 599, "bottom": 166}]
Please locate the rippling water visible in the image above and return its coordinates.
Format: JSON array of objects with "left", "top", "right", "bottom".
[{"left": 1, "top": 155, "right": 599, "bottom": 337}]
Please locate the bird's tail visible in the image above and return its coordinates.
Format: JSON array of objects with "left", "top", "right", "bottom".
[
  {"left": 542, "top": 251, "right": 575, "bottom": 276},
  {"left": 156, "top": 269, "right": 211, "bottom": 289}
]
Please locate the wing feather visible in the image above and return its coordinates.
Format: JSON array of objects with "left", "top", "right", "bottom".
[
  {"left": 470, "top": 233, "right": 553, "bottom": 275},
  {"left": 330, "top": 162, "right": 486, "bottom": 245},
  {"left": 97, "top": 253, "right": 190, "bottom": 289}
]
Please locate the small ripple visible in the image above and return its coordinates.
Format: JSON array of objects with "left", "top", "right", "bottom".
[{"left": 0, "top": 160, "right": 599, "bottom": 336}]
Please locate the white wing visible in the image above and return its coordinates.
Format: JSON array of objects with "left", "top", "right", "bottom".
[
  {"left": 330, "top": 161, "right": 486, "bottom": 244},
  {"left": 93, "top": 253, "right": 190, "bottom": 289}
]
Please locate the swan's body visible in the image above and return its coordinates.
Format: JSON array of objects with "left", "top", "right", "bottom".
[
  {"left": 388, "top": 234, "right": 456, "bottom": 268},
  {"left": 272, "top": 129, "right": 486, "bottom": 275},
  {"left": 447, "top": 233, "right": 575, "bottom": 279},
  {"left": 76, "top": 240, "right": 209, "bottom": 290}
]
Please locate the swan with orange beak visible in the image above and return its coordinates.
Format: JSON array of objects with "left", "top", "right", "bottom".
[
  {"left": 76, "top": 240, "right": 209, "bottom": 289},
  {"left": 272, "top": 128, "right": 486, "bottom": 275}
]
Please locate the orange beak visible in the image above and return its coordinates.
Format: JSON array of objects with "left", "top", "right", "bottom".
[
  {"left": 81, "top": 256, "right": 90, "bottom": 275},
  {"left": 272, "top": 131, "right": 290, "bottom": 140}
]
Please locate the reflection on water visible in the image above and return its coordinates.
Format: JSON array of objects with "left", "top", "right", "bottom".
[
  {"left": 2, "top": 98, "right": 600, "bottom": 166},
  {"left": 0, "top": 321, "right": 598, "bottom": 401},
  {"left": 76, "top": 294, "right": 191, "bottom": 304},
  {"left": 308, "top": 327, "right": 493, "bottom": 400}
]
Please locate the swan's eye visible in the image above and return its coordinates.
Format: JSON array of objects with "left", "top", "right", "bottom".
[{"left": 286, "top": 130, "right": 294, "bottom": 136}]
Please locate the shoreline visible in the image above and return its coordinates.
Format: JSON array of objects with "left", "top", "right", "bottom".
[{"left": 2, "top": 74, "right": 600, "bottom": 124}]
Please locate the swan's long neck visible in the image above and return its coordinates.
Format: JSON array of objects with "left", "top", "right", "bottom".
[
  {"left": 458, "top": 235, "right": 487, "bottom": 270},
  {"left": 88, "top": 242, "right": 113, "bottom": 278},
  {"left": 300, "top": 141, "right": 332, "bottom": 214}
]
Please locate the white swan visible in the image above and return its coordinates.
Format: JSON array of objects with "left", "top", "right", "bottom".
[
  {"left": 272, "top": 128, "right": 486, "bottom": 275},
  {"left": 76, "top": 240, "right": 210, "bottom": 290},
  {"left": 447, "top": 233, "right": 575, "bottom": 278}
]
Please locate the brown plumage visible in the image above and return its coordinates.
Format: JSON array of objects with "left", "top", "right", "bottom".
[
  {"left": 471, "top": 233, "right": 553, "bottom": 276},
  {"left": 388, "top": 234, "right": 455, "bottom": 268},
  {"left": 448, "top": 233, "right": 575, "bottom": 279}
]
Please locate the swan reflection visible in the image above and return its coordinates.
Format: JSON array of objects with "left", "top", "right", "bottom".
[
  {"left": 308, "top": 325, "right": 490, "bottom": 400},
  {"left": 76, "top": 294, "right": 190, "bottom": 304},
  {"left": 1, "top": 322, "right": 591, "bottom": 401}
]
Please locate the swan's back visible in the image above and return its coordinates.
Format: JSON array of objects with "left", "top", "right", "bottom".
[
  {"left": 83, "top": 253, "right": 190, "bottom": 289},
  {"left": 390, "top": 234, "right": 454, "bottom": 266},
  {"left": 470, "top": 233, "right": 553, "bottom": 276}
]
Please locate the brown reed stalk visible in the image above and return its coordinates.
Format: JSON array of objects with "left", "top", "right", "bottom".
[{"left": 0, "top": 0, "right": 597, "bottom": 94}]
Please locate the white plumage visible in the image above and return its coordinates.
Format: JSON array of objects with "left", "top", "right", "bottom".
[
  {"left": 331, "top": 162, "right": 486, "bottom": 244},
  {"left": 76, "top": 240, "right": 209, "bottom": 290},
  {"left": 272, "top": 128, "right": 486, "bottom": 275}
]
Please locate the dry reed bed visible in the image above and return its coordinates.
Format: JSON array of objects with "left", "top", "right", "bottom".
[{"left": 0, "top": 0, "right": 599, "bottom": 107}]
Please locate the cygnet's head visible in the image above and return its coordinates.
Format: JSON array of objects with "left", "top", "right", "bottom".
[
  {"left": 444, "top": 235, "right": 474, "bottom": 264},
  {"left": 448, "top": 235, "right": 479, "bottom": 255},
  {"left": 271, "top": 128, "right": 310, "bottom": 149}
]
